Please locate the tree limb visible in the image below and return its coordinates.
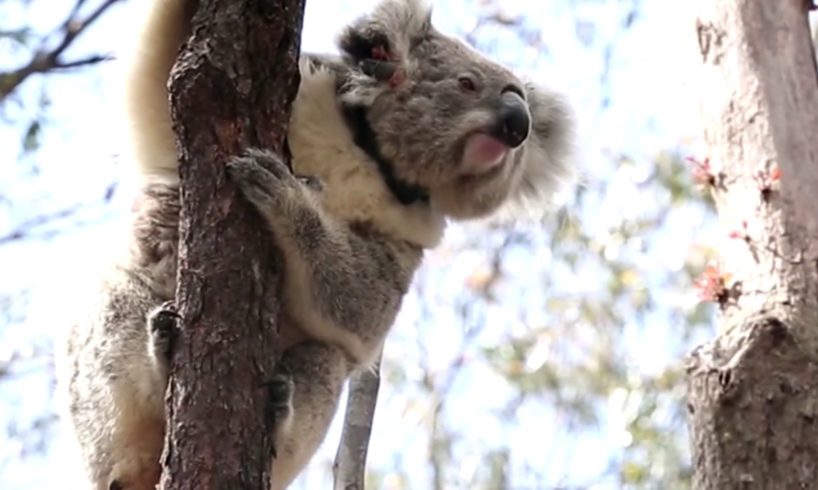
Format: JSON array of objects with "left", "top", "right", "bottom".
[
  {"left": 0, "top": 0, "right": 122, "bottom": 101},
  {"left": 333, "top": 357, "right": 382, "bottom": 490}
]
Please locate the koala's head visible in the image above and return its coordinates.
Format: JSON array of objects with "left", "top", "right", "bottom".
[{"left": 337, "top": 0, "right": 574, "bottom": 220}]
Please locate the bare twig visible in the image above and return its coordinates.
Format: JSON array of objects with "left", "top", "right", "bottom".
[
  {"left": 333, "top": 355, "right": 383, "bottom": 490},
  {"left": 0, "top": 204, "right": 81, "bottom": 244},
  {"left": 0, "top": 0, "right": 122, "bottom": 101},
  {"left": 52, "top": 54, "right": 108, "bottom": 70}
]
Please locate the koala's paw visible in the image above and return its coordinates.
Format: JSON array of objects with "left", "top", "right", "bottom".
[
  {"left": 147, "top": 300, "right": 179, "bottom": 365},
  {"left": 265, "top": 369, "right": 295, "bottom": 458},
  {"left": 226, "top": 149, "right": 299, "bottom": 208}
]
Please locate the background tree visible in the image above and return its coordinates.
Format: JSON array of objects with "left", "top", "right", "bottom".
[{"left": 686, "top": 1, "right": 818, "bottom": 488}]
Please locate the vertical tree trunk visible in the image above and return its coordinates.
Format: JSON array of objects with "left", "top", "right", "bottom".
[
  {"left": 160, "top": 0, "right": 305, "bottom": 488},
  {"left": 687, "top": 1, "right": 818, "bottom": 489}
]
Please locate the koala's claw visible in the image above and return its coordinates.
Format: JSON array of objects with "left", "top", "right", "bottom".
[
  {"left": 266, "top": 372, "right": 294, "bottom": 418},
  {"left": 227, "top": 149, "right": 296, "bottom": 208},
  {"left": 264, "top": 370, "right": 294, "bottom": 459},
  {"left": 148, "top": 300, "right": 178, "bottom": 361},
  {"left": 296, "top": 174, "right": 323, "bottom": 192},
  {"left": 108, "top": 480, "right": 123, "bottom": 490}
]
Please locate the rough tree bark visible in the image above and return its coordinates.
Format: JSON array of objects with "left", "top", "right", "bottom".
[
  {"left": 160, "top": 0, "right": 305, "bottom": 488},
  {"left": 686, "top": 1, "right": 818, "bottom": 489}
]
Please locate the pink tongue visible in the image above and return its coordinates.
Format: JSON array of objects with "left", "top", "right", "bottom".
[{"left": 462, "top": 133, "right": 508, "bottom": 174}]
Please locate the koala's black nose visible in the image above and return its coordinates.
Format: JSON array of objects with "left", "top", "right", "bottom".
[{"left": 491, "top": 91, "right": 530, "bottom": 148}]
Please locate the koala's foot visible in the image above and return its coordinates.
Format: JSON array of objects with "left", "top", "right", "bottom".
[
  {"left": 264, "top": 369, "right": 295, "bottom": 459},
  {"left": 147, "top": 300, "right": 179, "bottom": 366}
]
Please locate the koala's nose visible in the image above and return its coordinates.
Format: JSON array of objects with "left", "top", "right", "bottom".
[{"left": 492, "top": 91, "right": 530, "bottom": 148}]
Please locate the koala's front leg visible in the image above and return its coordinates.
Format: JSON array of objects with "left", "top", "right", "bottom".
[{"left": 227, "top": 150, "right": 418, "bottom": 364}]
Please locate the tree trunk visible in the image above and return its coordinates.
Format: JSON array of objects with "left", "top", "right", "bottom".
[
  {"left": 686, "top": 1, "right": 818, "bottom": 489},
  {"left": 160, "top": 0, "right": 305, "bottom": 488}
]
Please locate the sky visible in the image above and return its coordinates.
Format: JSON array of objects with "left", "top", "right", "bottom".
[{"left": 0, "top": 0, "right": 728, "bottom": 488}]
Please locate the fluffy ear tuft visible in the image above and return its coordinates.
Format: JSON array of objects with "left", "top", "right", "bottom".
[
  {"left": 337, "top": 0, "right": 432, "bottom": 65},
  {"left": 501, "top": 84, "right": 577, "bottom": 219}
]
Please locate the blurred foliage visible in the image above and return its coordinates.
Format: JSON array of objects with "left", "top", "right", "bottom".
[
  {"left": 363, "top": 0, "right": 718, "bottom": 488},
  {"left": 1, "top": 0, "right": 123, "bottom": 486},
  {"left": 379, "top": 150, "right": 714, "bottom": 488}
]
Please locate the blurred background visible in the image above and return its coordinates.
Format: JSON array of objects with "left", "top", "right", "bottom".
[{"left": 3, "top": 1, "right": 814, "bottom": 488}]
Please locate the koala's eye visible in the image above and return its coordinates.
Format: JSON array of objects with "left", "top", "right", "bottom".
[{"left": 458, "top": 76, "right": 477, "bottom": 92}]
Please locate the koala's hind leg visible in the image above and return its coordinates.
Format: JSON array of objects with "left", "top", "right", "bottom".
[
  {"left": 106, "top": 302, "right": 180, "bottom": 490},
  {"left": 102, "top": 306, "right": 173, "bottom": 490},
  {"left": 269, "top": 341, "right": 352, "bottom": 490},
  {"left": 64, "top": 278, "right": 173, "bottom": 490}
]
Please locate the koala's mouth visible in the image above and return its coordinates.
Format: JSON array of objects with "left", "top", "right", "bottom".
[{"left": 460, "top": 132, "right": 510, "bottom": 177}]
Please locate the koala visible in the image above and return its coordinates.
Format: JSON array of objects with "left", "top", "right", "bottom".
[{"left": 59, "top": 0, "right": 574, "bottom": 489}]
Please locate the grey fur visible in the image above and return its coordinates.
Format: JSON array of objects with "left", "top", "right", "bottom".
[
  {"left": 64, "top": 183, "right": 180, "bottom": 489},
  {"left": 337, "top": 0, "right": 574, "bottom": 219},
  {"left": 60, "top": 0, "right": 575, "bottom": 489},
  {"left": 226, "top": 150, "right": 421, "bottom": 360}
]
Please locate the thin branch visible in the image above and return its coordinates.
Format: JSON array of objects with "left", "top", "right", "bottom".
[
  {"left": 67, "top": 0, "right": 90, "bottom": 20},
  {"left": 0, "top": 0, "right": 122, "bottom": 101},
  {"left": 48, "top": 0, "right": 117, "bottom": 59},
  {"left": 333, "top": 355, "right": 383, "bottom": 490},
  {"left": 0, "top": 204, "right": 81, "bottom": 245},
  {"left": 53, "top": 54, "right": 110, "bottom": 69}
]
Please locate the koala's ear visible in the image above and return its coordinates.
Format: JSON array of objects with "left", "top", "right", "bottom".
[
  {"left": 507, "top": 84, "right": 576, "bottom": 215},
  {"left": 338, "top": 23, "right": 393, "bottom": 63},
  {"left": 338, "top": 0, "right": 432, "bottom": 64}
]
